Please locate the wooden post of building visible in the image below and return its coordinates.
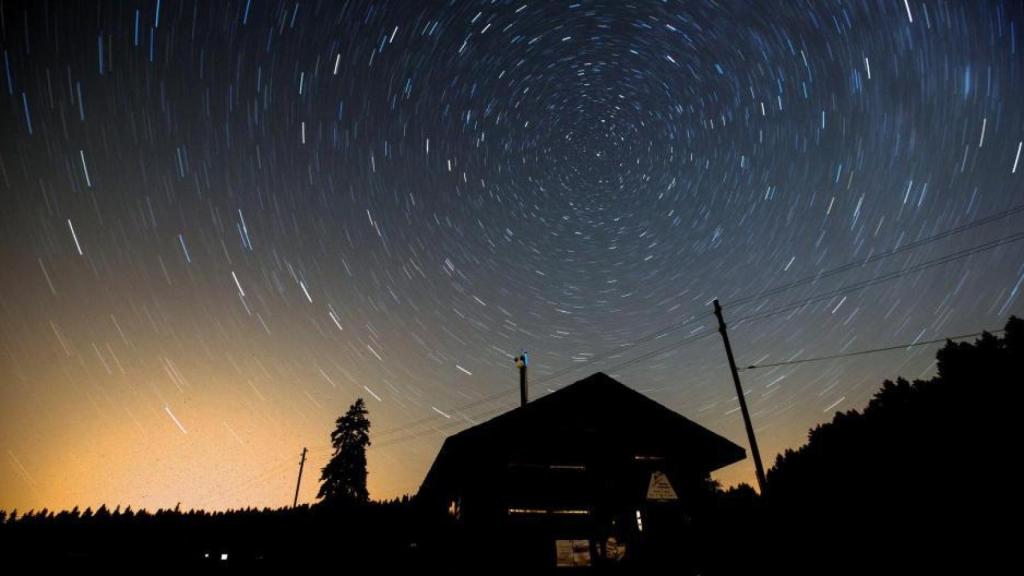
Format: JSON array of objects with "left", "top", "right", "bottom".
[
  {"left": 293, "top": 447, "right": 307, "bottom": 508},
  {"left": 712, "top": 299, "right": 768, "bottom": 494}
]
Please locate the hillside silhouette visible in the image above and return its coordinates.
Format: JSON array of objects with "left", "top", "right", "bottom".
[{"left": 1, "top": 316, "right": 1020, "bottom": 572}]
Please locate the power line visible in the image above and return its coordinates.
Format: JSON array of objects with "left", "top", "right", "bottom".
[
  {"left": 190, "top": 457, "right": 297, "bottom": 511},
  {"left": 738, "top": 329, "right": 1006, "bottom": 372},
  {"left": 371, "top": 232, "right": 1024, "bottom": 450},
  {"left": 373, "top": 207, "right": 1024, "bottom": 440},
  {"left": 510, "top": 233, "right": 1023, "bottom": 395},
  {"left": 183, "top": 205, "right": 1024, "bottom": 506},
  {"left": 208, "top": 326, "right": 1010, "bottom": 504},
  {"left": 372, "top": 232, "right": 1024, "bottom": 447},
  {"left": 729, "top": 232, "right": 1024, "bottom": 327},
  {"left": 373, "top": 329, "right": 722, "bottom": 449},
  {"left": 373, "top": 311, "right": 714, "bottom": 439},
  {"left": 727, "top": 204, "right": 1024, "bottom": 309},
  {"left": 374, "top": 403, "right": 511, "bottom": 448}
]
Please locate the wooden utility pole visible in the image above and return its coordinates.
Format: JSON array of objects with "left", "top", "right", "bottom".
[
  {"left": 293, "top": 447, "right": 307, "bottom": 508},
  {"left": 713, "top": 299, "right": 768, "bottom": 494}
]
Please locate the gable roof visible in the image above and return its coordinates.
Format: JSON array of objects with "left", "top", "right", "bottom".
[{"left": 419, "top": 372, "right": 745, "bottom": 497}]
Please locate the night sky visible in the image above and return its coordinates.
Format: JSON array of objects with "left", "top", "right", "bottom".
[{"left": 1, "top": 0, "right": 1022, "bottom": 512}]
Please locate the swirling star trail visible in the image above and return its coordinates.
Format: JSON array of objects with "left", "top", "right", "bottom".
[{"left": 1, "top": 0, "right": 1022, "bottom": 511}]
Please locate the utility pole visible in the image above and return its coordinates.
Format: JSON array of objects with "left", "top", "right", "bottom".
[
  {"left": 293, "top": 447, "right": 307, "bottom": 508},
  {"left": 713, "top": 299, "right": 768, "bottom": 494}
]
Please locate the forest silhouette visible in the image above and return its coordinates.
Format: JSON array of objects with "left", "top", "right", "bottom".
[{"left": 1, "top": 316, "right": 1019, "bottom": 572}]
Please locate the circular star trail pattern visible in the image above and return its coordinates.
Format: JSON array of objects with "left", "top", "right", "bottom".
[{"left": 1, "top": 0, "right": 1022, "bottom": 510}]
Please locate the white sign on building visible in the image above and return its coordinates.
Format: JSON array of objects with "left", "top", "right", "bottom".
[{"left": 646, "top": 470, "right": 679, "bottom": 501}]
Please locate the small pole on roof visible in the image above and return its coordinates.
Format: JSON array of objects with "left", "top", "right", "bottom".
[
  {"left": 515, "top": 351, "right": 528, "bottom": 407},
  {"left": 712, "top": 299, "right": 768, "bottom": 495}
]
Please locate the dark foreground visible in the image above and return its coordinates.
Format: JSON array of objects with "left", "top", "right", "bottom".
[{"left": 3, "top": 318, "right": 1021, "bottom": 573}]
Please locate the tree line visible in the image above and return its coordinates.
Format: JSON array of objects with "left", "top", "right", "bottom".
[{"left": 2, "top": 316, "right": 1019, "bottom": 572}]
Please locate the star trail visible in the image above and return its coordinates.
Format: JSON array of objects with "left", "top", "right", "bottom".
[{"left": 1, "top": 0, "right": 1022, "bottom": 512}]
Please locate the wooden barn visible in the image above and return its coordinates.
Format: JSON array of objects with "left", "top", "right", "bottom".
[{"left": 417, "top": 371, "right": 745, "bottom": 569}]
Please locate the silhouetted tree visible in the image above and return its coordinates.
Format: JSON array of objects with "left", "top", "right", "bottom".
[
  {"left": 317, "top": 398, "right": 371, "bottom": 506},
  {"left": 753, "top": 316, "right": 1023, "bottom": 575}
]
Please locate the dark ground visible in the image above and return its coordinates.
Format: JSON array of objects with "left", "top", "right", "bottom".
[{"left": 3, "top": 318, "right": 1020, "bottom": 574}]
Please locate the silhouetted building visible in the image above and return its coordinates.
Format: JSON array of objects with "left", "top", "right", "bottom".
[{"left": 417, "top": 372, "right": 745, "bottom": 569}]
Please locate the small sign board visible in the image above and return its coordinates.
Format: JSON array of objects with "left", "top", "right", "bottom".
[{"left": 646, "top": 470, "right": 678, "bottom": 501}]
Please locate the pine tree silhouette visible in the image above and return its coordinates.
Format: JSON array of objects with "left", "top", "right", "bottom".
[{"left": 317, "top": 398, "right": 371, "bottom": 506}]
